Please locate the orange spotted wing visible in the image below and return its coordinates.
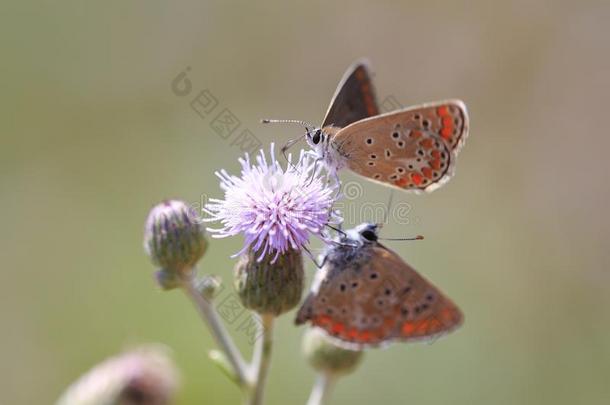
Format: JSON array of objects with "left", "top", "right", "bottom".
[
  {"left": 330, "top": 100, "right": 468, "bottom": 193},
  {"left": 295, "top": 224, "right": 463, "bottom": 349}
]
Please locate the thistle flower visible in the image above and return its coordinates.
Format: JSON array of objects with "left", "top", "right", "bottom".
[
  {"left": 204, "top": 144, "right": 339, "bottom": 263},
  {"left": 144, "top": 200, "right": 207, "bottom": 289},
  {"left": 56, "top": 345, "right": 179, "bottom": 405}
]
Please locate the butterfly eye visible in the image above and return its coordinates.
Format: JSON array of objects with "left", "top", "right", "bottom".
[
  {"left": 312, "top": 130, "right": 322, "bottom": 145},
  {"left": 361, "top": 229, "right": 378, "bottom": 242}
]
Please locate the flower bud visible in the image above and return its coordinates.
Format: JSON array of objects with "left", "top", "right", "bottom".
[
  {"left": 196, "top": 274, "right": 223, "bottom": 301},
  {"left": 302, "top": 328, "right": 364, "bottom": 377},
  {"left": 144, "top": 200, "right": 207, "bottom": 285},
  {"left": 234, "top": 248, "right": 304, "bottom": 316},
  {"left": 56, "top": 345, "right": 179, "bottom": 405},
  {"left": 155, "top": 268, "right": 182, "bottom": 291}
]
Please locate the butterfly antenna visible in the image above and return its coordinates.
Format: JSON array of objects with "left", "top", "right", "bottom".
[
  {"left": 261, "top": 118, "right": 316, "bottom": 171},
  {"left": 382, "top": 189, "right": 395, "bottom": 226},
  {"left": 379, "top": 235, "right": 424, "bottom": 241},
  {"left": 261, "top": 118, "right": 315, "bottom": 129}
]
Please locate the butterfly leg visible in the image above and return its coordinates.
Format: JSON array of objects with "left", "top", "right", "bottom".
[
  {"left": 329, "top": 170, "right": 342, "bottom": 199},
  {"left": 306, "top": 157, "right": 326, "bottom": 187},
  {"left": 282, "top": 145, "right": 301, "bottom": 174},
  {"left": 303, "top": 246, "right": 327, "bottom": 269},
  {"left": 325, "top": 224, "right": 347, "bottom": 239}
]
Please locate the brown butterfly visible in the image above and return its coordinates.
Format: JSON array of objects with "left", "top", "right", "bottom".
[
  {"left": 265, "top": 60, "right": 469, "bottom": 193},
  {"left": 295, "top": 223, "right": 463, "bottom": 349}
]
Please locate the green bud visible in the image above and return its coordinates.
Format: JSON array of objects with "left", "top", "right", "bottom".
[
  {"left": 234, "top": 248, "right": 304, "bottom": 316},
  {"left": 196, "top": 275, "right": 223, "bottom": 301},
  {"left": 155, "top": 269, "right": 182, "bottom": 290},
  {"left": 144, "top": 200, "right": 207, "bottom": 283},
  {"left": 302, "top": 328, "right": 364, "bottom": 377}
]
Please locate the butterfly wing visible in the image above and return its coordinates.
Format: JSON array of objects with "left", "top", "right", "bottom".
[
  {"left": 295, "top": 243, "right": 463, "bottom": 349},
  {"left": 331, "top": 100, "right": 469, "bottom": 193},
  {"left": 322, "top": 59, "right": 379, "bottom": 129}
]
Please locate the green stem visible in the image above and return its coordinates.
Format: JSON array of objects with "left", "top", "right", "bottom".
[
  {"left": 248, "top": 314, "right": 274, "bottom": 405},
  {"left": 306, "top": 373, "right": 335, "bottom": 405},
  {"left": 180, "top": 273, "right": 249, "bottom": 387}
]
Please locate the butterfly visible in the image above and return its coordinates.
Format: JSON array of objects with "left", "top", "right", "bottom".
[
  {"left": 295, "top": 223, "right": 463, "bottom": 349},
  {"left": 266, "top": 60, "right": 469, "bottom": 193}
]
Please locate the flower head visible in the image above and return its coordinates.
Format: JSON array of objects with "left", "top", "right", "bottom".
[
  {"left": 57, "top": 345, "right": 179, "bottom": 405},
  {"left": 204, "top": 144, "right": 339, "bottom": 262},
  {"left": 144, "top": 200, "right": 207, "bottom": 288},
  {"left": 234, "top": 246, "right": 304, "bottom": 315}
]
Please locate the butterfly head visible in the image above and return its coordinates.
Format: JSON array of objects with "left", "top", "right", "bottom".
[
  {"left": 305, "top": 126, "right": 346, "bottom": 177},
  {"left": 261, "top": 119, "right": 337, "bottom": 168},
  {"left": 341, "top": 222, "right": 380, "bottom": 246},
  {"left": 334, "top": 222, "right": 423, "bottom": 250},
  {"left": 304, "top": 127, "right": 328, "bottom": 155}
]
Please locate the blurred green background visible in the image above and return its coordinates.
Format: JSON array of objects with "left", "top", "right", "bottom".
[{"left": 2, "top": 1, "right": 609, "bottom": 404}]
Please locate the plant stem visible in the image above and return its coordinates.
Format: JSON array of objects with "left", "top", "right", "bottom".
[
  {"left": 180, "top": 273, "right": 249, "bottom": 386},
  {"left": 248, "top": 314, "right": 274, "bottom": 405},
  {"left": 306, "top": 373, "right": 335, "bottom": 405}
]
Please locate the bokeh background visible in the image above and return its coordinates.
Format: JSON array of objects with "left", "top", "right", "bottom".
[{"left": 2, "top": 1, "right": 609, "bottom": 404}]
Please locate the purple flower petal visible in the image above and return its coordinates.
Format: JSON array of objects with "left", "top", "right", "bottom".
[{"left": 204, "top": 144, "right": 341, "bottom": 263}]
